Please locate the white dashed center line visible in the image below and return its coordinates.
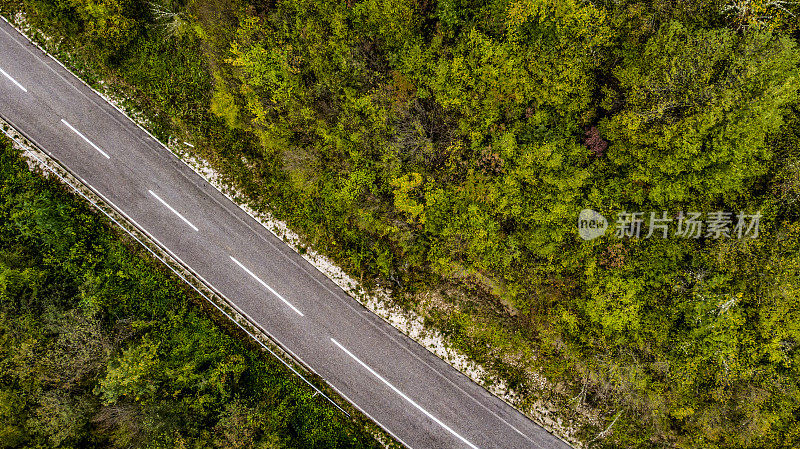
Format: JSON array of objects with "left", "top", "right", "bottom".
[
  {"left": 60, "top": 119, "right": 110, "bottom": 159},
  {"left": 0, "top": 67, "right": 27, "bottom": 92},
  {"left": 230, "top": 256, "right": 304, "bottom": 316},
  {"left": 331, "top": 338, "right": 480, "bottom": 449},
  {"left": 148, "top": 190, "right": 199, "bottom": 232}
]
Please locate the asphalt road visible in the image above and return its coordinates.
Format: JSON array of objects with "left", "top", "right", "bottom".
[{"left": 0, "top": 17, "right": 573, "bottom": 449}]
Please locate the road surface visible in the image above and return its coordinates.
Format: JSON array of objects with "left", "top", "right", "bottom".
[{"left": 0, "top": 16, "right": 572, "bottom": 449}]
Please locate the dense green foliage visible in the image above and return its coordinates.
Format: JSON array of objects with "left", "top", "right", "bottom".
[
  {"left": 2, "top": 0, "right": 800, "bottom": 447},
  {"left": 0, "top": 138, "right": 380, "bottom": 448}
]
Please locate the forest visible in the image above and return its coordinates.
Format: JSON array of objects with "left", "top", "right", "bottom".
[
  {"left": 0, "top": 0, "right": 799, "bottom": 447},
  {"left": 0, "top": 137, "right": 381, "bottom": 447}
]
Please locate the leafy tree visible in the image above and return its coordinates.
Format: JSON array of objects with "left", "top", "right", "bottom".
[
  {"left": 602, "top": 21, "right": 800, "bottom": 205},
  {"left": 69, "top": 0, "right": 141, "bottom": 57}
]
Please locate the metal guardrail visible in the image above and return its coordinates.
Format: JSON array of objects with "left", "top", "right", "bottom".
[{"left": 0, "top": 116, "right": 357, "bottom": 418}]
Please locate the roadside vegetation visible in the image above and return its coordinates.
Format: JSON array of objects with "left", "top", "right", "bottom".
[
  {"left": 0, "top": 137, "right": 381, "bottom": 448},
  {"left": 1, "top": 0, "right": 799, "bottom": 447}
]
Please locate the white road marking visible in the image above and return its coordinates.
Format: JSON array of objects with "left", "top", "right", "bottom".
[
  {"left": 148, "top": 190, "right": 199, "bottom": 232},
  {"left": 0, "top": 67, "right": 27, "bottom": 92},
  {"left": 324, "top": 382, "right": 417, "bottom": 449},
  {"left": 60, "top": 119, "right": 110, "bottom": 159},
  {"left": 230, "top": 256, "right": 304, "bottom": 316},
  {"left": 1, "top": 19, "right": 556, "bottom": 448},
  {"left": 331, "top": 338, "right": 480, "bottom": 449},
  {"left": 183, "top": 141, "right": 194, "bottom": 148}
]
